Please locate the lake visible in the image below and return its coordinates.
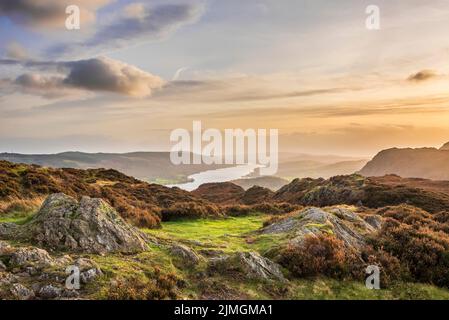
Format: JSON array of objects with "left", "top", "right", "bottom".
[{"left": 167, "top": 164, "right": 261, "bottom": 191}]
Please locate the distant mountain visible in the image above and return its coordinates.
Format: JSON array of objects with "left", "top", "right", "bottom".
[
  {"left": 0, "top": 152, "right": 228, "bottom": 184},
  {"left": 276, "top": 159, "right": 367, "bottom": 179},
  {"left": 359, "top": 142, "right": 449, "bottom": 180}
]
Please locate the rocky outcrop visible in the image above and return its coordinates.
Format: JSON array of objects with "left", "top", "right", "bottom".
[
  {"left": 208, "top": 251, "right": 286, "bottom": 282},
  {"left": 0, "top": 223, "right": 18, "bottom": 239},
  {"left": 8, "top": 193, "right": 149, "bottom": 254},
  {"left": 261, "top": 207, "right": 376, "bottom": 251},
  {"left": 169, "top": 244, "right": 201, "bottom": 266}
]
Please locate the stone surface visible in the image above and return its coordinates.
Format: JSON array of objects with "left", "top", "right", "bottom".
[
  {"left": 261, "top": 207, "right": 375, "bottom": 251},
  {"left": 10, "top": 283, "right": 34, "bottom": 300},
  {"left": 9, "top": 247, "right": 54, "bottom": 268},
  {"left": 363, "top": 215, "right": 383, "bottom": 230},
  {"left": 169, "top": 244, "right": 201, "bottom": 266},
  {"left": 0, "top": 223, "right": 18, "bottom": 239},
  {"left": 38, "top": 284, "right": 62, "bottom": 299},
  {"left": 13, "top": 193, "right": 149, "bottom": 254},
  {"left": 209, "top": 251, "right": 286, "bottom": 282},
  {"left": 80, "top": 268, "right": 102, "bottom": 284}
]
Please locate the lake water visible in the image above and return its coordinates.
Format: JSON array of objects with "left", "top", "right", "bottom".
[{"left": 167, "top": 164, "right": 261, "bottom": 191}]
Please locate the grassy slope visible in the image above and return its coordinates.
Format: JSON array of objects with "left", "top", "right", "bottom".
[
  {"left": 144, "top": 215, "right": 449, "bottom": 300},
  {"left": 2, "top": 208, "right": 449, "bottom": 300}
]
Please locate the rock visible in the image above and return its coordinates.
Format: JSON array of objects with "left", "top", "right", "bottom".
[
  {"left": 169, "top": 244, "right": 201, "bottom": 266},
  {"left": 198, "top": 249, "right": 225, "bottom": 257},
  {"left": 54, "top": 255, "right": 73, "bottom": 266},
  {"left": 13, "top": 193, "right": 148, "bottom": 254},
  {"left": 9, "top": 247, "right": 54, "bottom": 268},
  {"left": 80, "top": 268, "right": 102, "bottom": 284},
  {"left": 38, "top": 284, "right": 62, "bottom": 299},
  {"left": 209, "top": 251, "right": 286, "bottom": 282},
  {"left": 62, "top": 289, "right": 80, "bottom": 299},
  {"left": 261, "top": 207, "right": 375, "bottom": 251},
  {"left": 0, "top": 223, "right": 18, "bottom": 239},
  {"left": 73, "top": 258, "right": 99, "bottom": 271},
  {"left": 0, "top": 260, "right": 6, "bottom": 271},
  {"left": 363, "top": 215, "right": 383, "bottom": 230},
  {"left": 10, "top": 283, "right": 34, "bottom": 300},
  {"left": 0, "top": 272, "right": 16, "bottom": 286}
]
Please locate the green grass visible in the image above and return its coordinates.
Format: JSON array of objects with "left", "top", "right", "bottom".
[
  {"left": 287, "top": 278, "right": 449, "bottom": 300},
  {"left": 0, "top": 210, "right": 35, "bottom": 225},
  {"left": 144, "top": 215, "right": 274, "bottom": 253}
]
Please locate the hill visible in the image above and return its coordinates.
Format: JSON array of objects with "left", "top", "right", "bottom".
[
  {"left": 359, "top": 142, "right": 449, "bottom": 180},
  {"left": 0, "top": 152, "right": 228, "bottom": 184},
  {"left": 194, "top": 174, "right": 449, "bottom": 214},
  {"left": 231, "top": 176, "right": 289, "bottom": 191},
  {"left": 0, "top": 160, "right": 220, "bottom": 228}
]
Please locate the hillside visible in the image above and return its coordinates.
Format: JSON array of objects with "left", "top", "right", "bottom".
[
  {"left": 3, "top": 160, "right": 449, "bottom": 300},
  {"left": 0, "top": 160, "right": 220, "bottom": 228},
  {"left": 0, "top": 152, "right": 228, "bottom": 184},
  {"left": 193, "top": 174, "right": 449, "bottom": 214},
  {"left": 359, "top": 143, "right": 449, "bottom": 180}
]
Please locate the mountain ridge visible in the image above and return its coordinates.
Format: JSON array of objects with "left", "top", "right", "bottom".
[{"left": 359, "top": 142, "right": 449, "bottom": 180}]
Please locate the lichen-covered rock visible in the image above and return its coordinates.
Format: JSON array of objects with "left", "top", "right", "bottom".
[
  {"left": 38, "top": 284, "right": 62, "bottom": 299},
  {"left": 0, "top": 272, "right": 16, "bottom": 287},
  {"left": 9, "top": 247, "right": 54, "bottom": 268},
  {"left": 80, "top": 268, "right": 102, "bottom": 284},
  {"left": 12, "top": 193, "right": 148, "bottom": 254},
  {"left": 0, "top": 223, "right": 18, "bottom": 239},
  {"left": 363, "top": 215, "right": 383, "bottom": 230},
  {"left": 10, "top": 283, "right": 35, "bottom": 300},
  {"left": 261, "top": 207, "right": 375, "bottom": 251},
  {"left": 169, "top": 244, "right": 201, "bottom": 266},
  {"left": 209, "top": 251, "right": 286, "bottom": 282}
]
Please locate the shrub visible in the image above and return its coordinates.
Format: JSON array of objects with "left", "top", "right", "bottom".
[
  {"left": 360, "top": 246, "right": 407, "bottom": 287},
  {"left": 161, "top": 203, "right": 221, "bottom": 221},
  {"left": 223, "top": 205, "right": 254, "bottom": 217},
  {"left": 278, "top": 234, "right": 357, "bottom": 279},
  {"left": 108, "top": 268, "right": 179, "bottom": 300},
  {"left": 369, "top": 218, "right": 449, "bottom": 287}
]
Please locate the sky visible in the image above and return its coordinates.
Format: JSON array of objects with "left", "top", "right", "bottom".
[{"left": 1, "top": 0, "right": 449, "bottom": 156}]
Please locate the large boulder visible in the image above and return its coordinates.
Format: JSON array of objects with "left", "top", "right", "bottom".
[
  {"left": 261, "top": 207, "right": 376, "bottom": 251},
  {"left": 12, "top": 193, "right": 148, "bottom": 254},
  {"left": 208, "top": 251, "right": 286, "bottom": 282}
]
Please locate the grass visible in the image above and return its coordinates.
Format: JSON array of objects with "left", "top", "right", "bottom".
[
  {"left": 144, "top": 214, "right": 276, "bottom": 253},
  {"left": 0, "top": 210, "right": 35, "bottom": 225}
]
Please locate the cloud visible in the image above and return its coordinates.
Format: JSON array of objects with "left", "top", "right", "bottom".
[
  {"left": 1, "top": 56, "right": 165, "bottom": 98},
  {"left": 5, "top": 42, "right": 28, "bottom": 60},
  {"left": 407, "top": 69, "right": 438, "bottom": 82},
  {"left": 0, "top": 0, "right": 111, "bottom": 29},
  {"left": 50, "top": 3, "right": 203, "bottom": 56},
  {"left": 155, "top": 79, "right": 354, "bottom": 103},
  {"left": 63, "top": 57, "right": 165, "bottom": 97}
]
